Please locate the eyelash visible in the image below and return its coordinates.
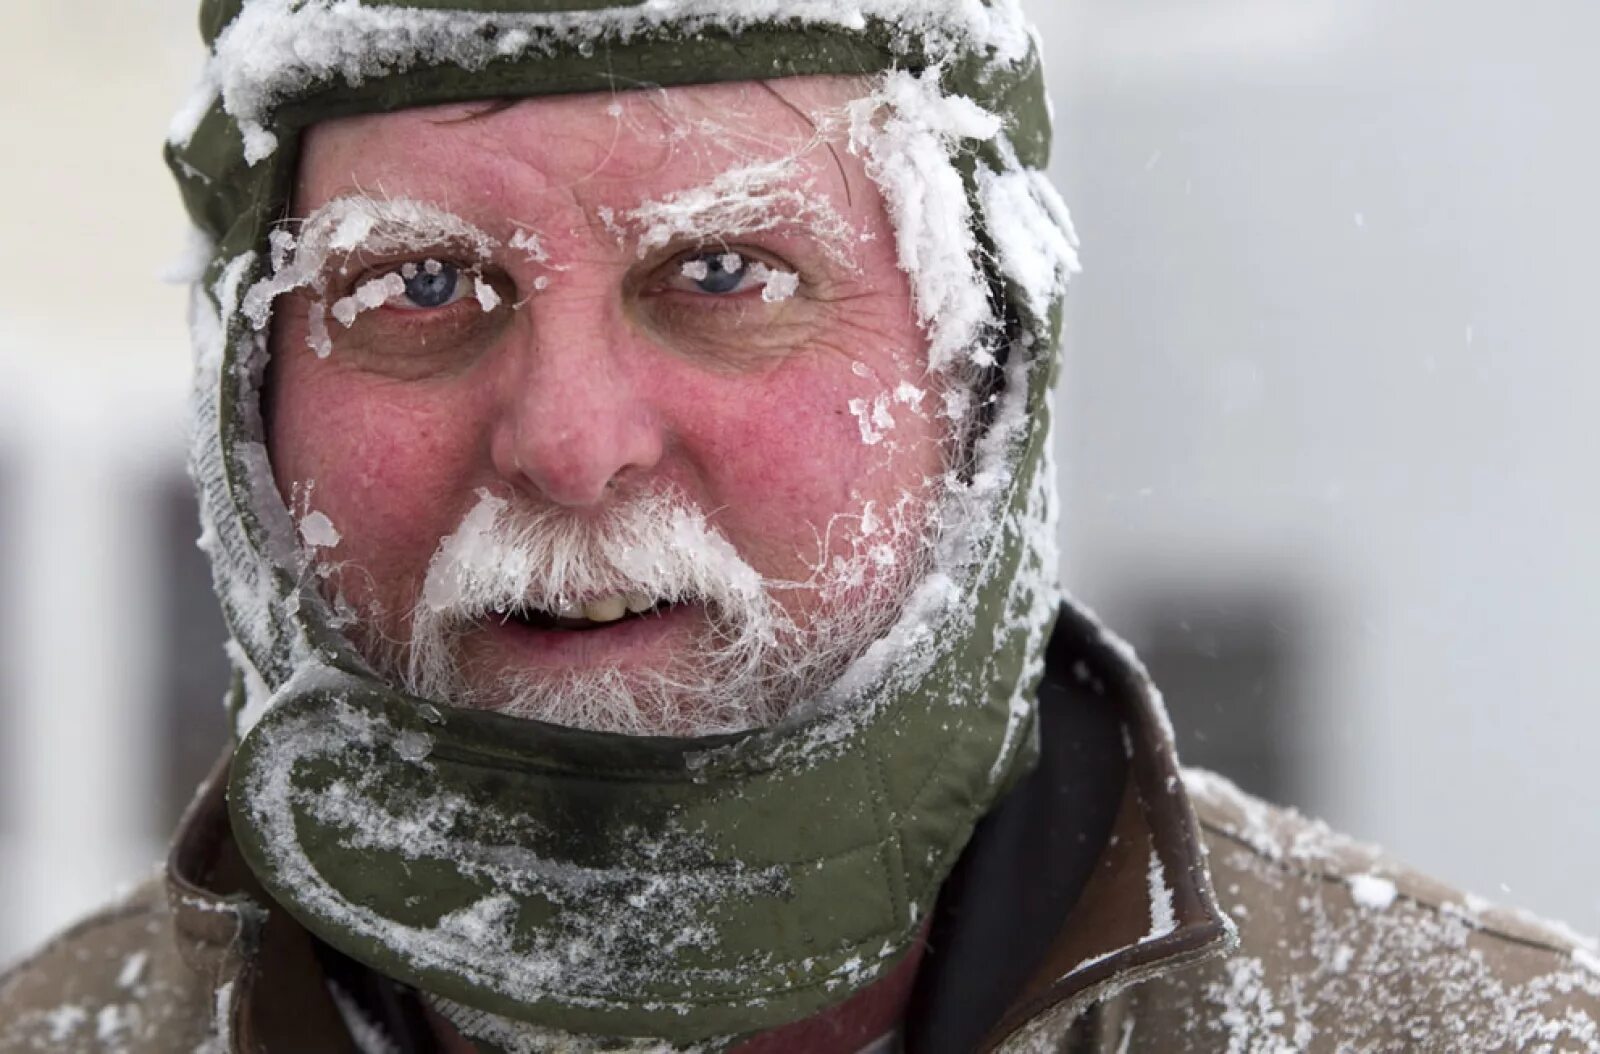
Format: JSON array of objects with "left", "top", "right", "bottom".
[
  {"left": 331, "top": 240, "right": 801, "bottom": 317},
  {"left": 652, "top": 246, "right": 799, "bottom": 300}
]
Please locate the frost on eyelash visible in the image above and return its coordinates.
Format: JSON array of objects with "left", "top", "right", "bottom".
[
  {"left": 754, "top": 264, "right": 800, "bottom": 303},
  {"left": 331, "top": 273, "right": 406, "bottom": 328},
  {"left": 678, "top": 256, "right": 799, "bottom": 303},
  {"left": 474, "top": 276, "right": 501, "bottom": 312},
  {"left": 241, "top": 195, "right": 499, "bottom": 351}
]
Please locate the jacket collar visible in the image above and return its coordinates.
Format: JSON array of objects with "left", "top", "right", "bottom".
[
  {"left": 980, "top": 600, "right": 1237, "bottom": 1048},
  {"left": 163, "top": 600, "right": 1234, "bottom": 1052}
]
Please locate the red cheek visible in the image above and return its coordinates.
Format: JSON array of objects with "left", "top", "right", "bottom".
[
  {"left": 276, "top": 374, "right": 488, "bottom": 555},
  {"left": 677, "top": 371, "right": 881, "bottom": 519}
]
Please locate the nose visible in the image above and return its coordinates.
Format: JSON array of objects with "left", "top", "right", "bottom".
[{"left": 489, "top": 303, "right": 665, "bottom": 508}]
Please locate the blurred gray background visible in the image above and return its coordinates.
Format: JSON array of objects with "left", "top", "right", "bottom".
[{"left": 1, "top": 1, "right": 1596, "bottom": 964}]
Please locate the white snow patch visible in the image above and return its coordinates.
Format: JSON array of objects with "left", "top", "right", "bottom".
[
  {"left": 172, "top": 0, "right": 1035, "bottom": 164},
  {"left": 328, "top": 981, "right": 402, "bottom": 1054},
  {"left": 116, "top": 950, "right": 150, "bottom": 990},
  {"left": 1348, "top": 873, "right": 1399, "bottom": 911},
  {"left": 163, "top": 225, "right": 218, "bottom": 285},
  {"left": 978, "top": 165, "right": 1081, "bottom": 319},
  {"left": 226, "top": 639, "right": 274, "bottom": 739},
  {"left": 43, "top": 1004, "right": 88, "bottom": 1042},
  {"left": 1145, "top": 849, "right": 1178, "bottom": 941},
  {"left": 848, "top": 67, "right": 1002, "bottom": 373},
  {"left": 95, "top": 1003, "right": 138, "bottom": 1045}
]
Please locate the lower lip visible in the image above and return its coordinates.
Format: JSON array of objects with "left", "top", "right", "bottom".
[{"left": 475, "top": 602, "right": 701, "bottom": 670}]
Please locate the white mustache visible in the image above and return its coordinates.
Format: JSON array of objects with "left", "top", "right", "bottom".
[
  {"left": 397, "top": 486, "right": 813, "bottom": 735},
  {"left": 417, "top": 487, "right": 781, "bottom": 629},
  {"left": 380, "top": 484, "right": 933, "bottom": 736}
]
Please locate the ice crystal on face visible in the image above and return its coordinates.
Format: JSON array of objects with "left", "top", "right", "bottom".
[
  {"left": 508, "top": 228, "right": 548, "bottom": 263},
  {"left": 848, "top": 396, "right": 893, "bottom": 446}
]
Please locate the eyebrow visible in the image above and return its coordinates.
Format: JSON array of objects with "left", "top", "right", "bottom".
[{"left": 622, "top": 156, "right": 859, "bottom": 267}]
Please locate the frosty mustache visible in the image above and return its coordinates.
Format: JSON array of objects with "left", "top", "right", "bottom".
[
  {"left": 411, "top": 485, "right": 786, "bottom": 635},
  {"left": 394, "top": 486, "right": 811, "bottom": 735}
]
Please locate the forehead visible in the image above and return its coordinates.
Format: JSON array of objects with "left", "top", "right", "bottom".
[{"left": 292, "top": 76, "right": 869, "bottom": 220}]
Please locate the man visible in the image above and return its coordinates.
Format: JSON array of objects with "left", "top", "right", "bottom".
[{"left": 3, "top": 1, "right": 1597, "bottom": 1051}]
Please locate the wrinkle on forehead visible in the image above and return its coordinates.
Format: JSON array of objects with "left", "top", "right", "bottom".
[{"left": 295, "top": 77, "right": 871, "bottom": 242}]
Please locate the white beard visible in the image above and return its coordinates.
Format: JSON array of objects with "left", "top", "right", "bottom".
[{"left": 354, "top": 485, "right": 935, "bottom": 737}]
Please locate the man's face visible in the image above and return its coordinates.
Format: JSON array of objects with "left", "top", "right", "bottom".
[{"left": 267, "top": 76, "right": 954, "bottom": 735}]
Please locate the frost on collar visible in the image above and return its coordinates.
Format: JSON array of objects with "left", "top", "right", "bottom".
[{"left": 171, "top": 0, "right": 1036, "bottom": 165}]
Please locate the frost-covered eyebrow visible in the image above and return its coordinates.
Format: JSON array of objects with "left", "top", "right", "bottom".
[
  {"left": 621, "top": 156, "right": 859, "bottom": 266},
  {"left": 242, "top": 194, "right": 499, "bottom": 327}
]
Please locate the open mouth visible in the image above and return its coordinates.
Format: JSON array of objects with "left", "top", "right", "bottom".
[{"left": 495, "top": 596, "right": 676, "bottom": 633}]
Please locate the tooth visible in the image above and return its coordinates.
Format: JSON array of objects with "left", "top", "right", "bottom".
[
  {"left": 584, "top": 595, "right": 628, "bottom": 623},
  {"left": 556, "top": 600, "right": 584, "bottom": 620},
  {"left": 624, "top": 593, "right": 654, "bottom": 614}
]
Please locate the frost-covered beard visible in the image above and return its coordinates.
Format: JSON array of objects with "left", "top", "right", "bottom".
[{"left": 348, "top": 486, "right": 935, "bottom": 737}]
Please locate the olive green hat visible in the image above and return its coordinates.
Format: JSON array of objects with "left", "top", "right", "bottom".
[{"left": 168, "top": 1, "right": 1079, "bottom": 1047}]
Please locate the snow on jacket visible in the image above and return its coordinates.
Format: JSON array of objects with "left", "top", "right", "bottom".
[{"left": 4, "top": 602, "right": 1596, "bottom": 1053}]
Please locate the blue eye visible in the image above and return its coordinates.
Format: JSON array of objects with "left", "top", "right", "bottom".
[
  {"left": 399, "top": 260, "right": 461, "bottom": 308},
  {"left": 683, "top": 252, "right": 751, "bottom": 295}
]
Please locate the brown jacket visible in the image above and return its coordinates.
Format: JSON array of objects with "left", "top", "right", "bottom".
[{"left": 4, "top": 611, "right": 1598, "bottom": 1052}]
